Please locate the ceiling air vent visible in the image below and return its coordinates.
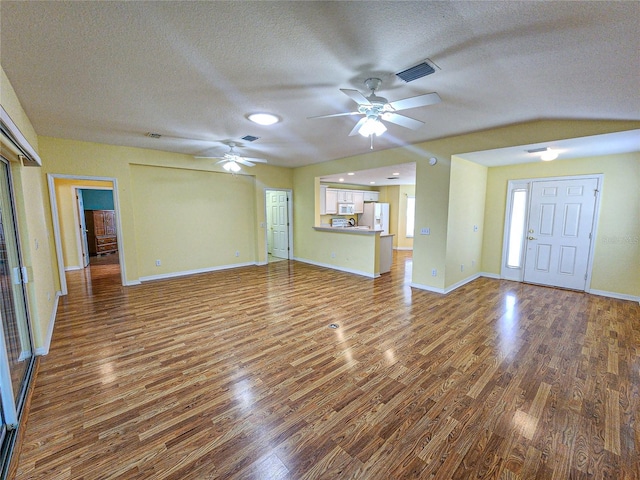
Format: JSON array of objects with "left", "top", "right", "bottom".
[
  {"left": 145, "top": 132, "right": 162, "bottom": 139},
  {"left": 241, "top": 135, "right": 260, "bottom": 142},
  {"left": 387, "top": 176, "right": 399, "bottom": 180},
  {"left": 396, "top": 59, "right": 437, "bottom": 83}
]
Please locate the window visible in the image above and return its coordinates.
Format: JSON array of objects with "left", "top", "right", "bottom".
[
  {"left": 406, "top": 196, "right": 415, "bottom": 237},
  {"left": 506, "top": 189, "right": 527, "bottom": 268}
]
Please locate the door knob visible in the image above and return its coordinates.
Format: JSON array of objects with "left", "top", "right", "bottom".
[
  {"left": 528, "top": 229, "right": 534, "bottom": 233},
  {"left": 528, "top": 236, "right": 537, "bottom": 240}
]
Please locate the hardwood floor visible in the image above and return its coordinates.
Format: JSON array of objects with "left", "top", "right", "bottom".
[{"left": 14, "top": 252, "right": 640, "bottom": 479}]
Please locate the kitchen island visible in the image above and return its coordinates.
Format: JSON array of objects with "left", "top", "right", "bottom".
[{"left": 311, "top": 226, "right": 394, "bottom": 276}]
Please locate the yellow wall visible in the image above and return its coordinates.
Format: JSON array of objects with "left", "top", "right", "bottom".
[
  {"left": 1, "top": 65, "right": 58, "bottom": 349},
  {"left": 482, "top": 152, "right": 640, "bottom": 297},
  {"left": 446, "top": 156, "right": 487, "bottom": 287},
  {"left": 131, "top": 164, "right": 256, "bottom": 277},
  {"left": 38, "top": 136, "right": 294, "bottom": 284}
]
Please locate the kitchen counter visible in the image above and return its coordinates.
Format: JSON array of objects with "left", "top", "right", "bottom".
[{"left": 313, "top": 226, "right": 381, "bottom": 234}]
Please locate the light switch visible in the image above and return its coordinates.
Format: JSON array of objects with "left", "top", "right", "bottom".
[{"left": 421, "top": 227, "right": 430, "bottom": 235}]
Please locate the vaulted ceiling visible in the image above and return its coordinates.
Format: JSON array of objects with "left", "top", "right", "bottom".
[{"left": 1, "top": 1, "right": 639, "bottom": 168}]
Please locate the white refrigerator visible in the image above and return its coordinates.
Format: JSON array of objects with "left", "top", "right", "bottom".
[{"left": 359, "top": 203, "right": 389, "bottom": 234}]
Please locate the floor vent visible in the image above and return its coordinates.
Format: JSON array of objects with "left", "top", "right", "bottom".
[
  {"left": 396, "top": 60, "right": 437, "bottom": 83},
  {"left": 328, "top": 323, "right": 339, "bottom": 329},
  {"left": 241, "top": 135, "right": 260, "bottom": 142}
]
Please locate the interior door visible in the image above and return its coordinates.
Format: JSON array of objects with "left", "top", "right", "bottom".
[
  {"left": 523, "top": 178, "right": 598, "bottom": 290},
  {"left": 75, "top": 189, "right": 90, "bottom": 267},
  {"left": 270, "top": 191, "right": 289, "bottom": 259}
]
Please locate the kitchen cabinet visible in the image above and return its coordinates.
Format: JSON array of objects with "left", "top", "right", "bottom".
[
  {"left": 353, "top": 191, "right": 364, "bottom": 213},
  {"left": 336, "top": 190, "right": 354, "bottom": 203},
  {"left": 325, "top": 188, "right": 338, "bottom": 214},
  {"left": 363, "top": 191, "right": 379, "bottom": 202},
  {"left": 85, "top": 210, "right": 118, "bottom": 256}
]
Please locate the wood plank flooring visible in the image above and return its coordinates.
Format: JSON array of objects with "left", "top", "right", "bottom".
[{"left": 13, "top": 252, "right": 640, "bottom": 479}]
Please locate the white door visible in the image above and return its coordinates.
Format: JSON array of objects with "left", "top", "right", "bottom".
[
  {"left": 523, "top": 178, "right": 598, "bottom": 290},
  {"left": 75, "top": 189, "right": 90, "bottom": 267},
  {"left": 270, "top": 191, "right": 289, "bottom": 259}
]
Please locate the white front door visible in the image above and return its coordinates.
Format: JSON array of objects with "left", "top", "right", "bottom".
[
  {"left": 523, "top": 178, "right": 598, "bottom": 290},
  {"left": 270, "top": 191, "right": 289, "bottom": 259}
]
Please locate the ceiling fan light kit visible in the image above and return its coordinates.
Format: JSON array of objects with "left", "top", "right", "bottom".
[
  {"left": 194, "top": 141, "right": 268, "bottom": 173},
  {"left": 309, "top": 77, "right": 441, "bottom": 147}
]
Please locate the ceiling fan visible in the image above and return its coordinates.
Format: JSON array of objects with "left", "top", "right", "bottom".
[
  {"left": 194, "top": 142, "right": 267, "bottom": 172},
  {"left": 309, "top": 78, "right": 441, "bottom": 144}
]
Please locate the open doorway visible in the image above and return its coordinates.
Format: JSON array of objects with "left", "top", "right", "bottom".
[
  {"left": 265, "top": 189, "right": 293, "bottom": 263},
  {"left": 47, "top": 174, "right": 126, "bottom": 295}
]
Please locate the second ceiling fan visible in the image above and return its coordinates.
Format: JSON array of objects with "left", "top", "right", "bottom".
[
  {"left": 310, "top": 77, "right": 441, "bottom": 140},
  {"left": 195, "top": 142, "right": 267, "bottom": 172}
]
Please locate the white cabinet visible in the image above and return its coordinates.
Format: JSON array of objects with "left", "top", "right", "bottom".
[
  {"left": 363, "top": 191, "right": 379, "bottom": 202},
  {"left": 353, "top": 191, "right": 364, "bottom": 213},
  {"left": 325, "top": 188, "right": 338, "bottom": 214},
  {"left": 336, "top": 190, "right": 354, "bottom": 203}
]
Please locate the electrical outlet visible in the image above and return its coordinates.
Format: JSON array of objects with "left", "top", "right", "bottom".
[
  {"left": 473, "top": 225, "right": 479, "bottom": 232},
  {"left": 155, "top": 259, "right": 161, "bottom": 266},
  {"left": 461, "top": 264, "right": 464, "bottom": 272},
  {"left": 235, "top": 251, "right": 240, "bottom": 257},
  {"left": 331, "top": 252, "right": 336, "bottom": 258},
  {"left": 421, "top": 227, "right": 430, "bottom": 235},
  {"left": 432, "top": 268, "right": 437, "bottom": 276},
  {"left": 472, "top": 260, "right": 476, "bottom": 267}
]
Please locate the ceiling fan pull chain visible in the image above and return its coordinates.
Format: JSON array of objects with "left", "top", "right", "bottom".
[{"left": 370, "top": 134, "right": 374, "bottom": 150}]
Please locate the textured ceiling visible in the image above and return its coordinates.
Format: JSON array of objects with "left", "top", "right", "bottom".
[{"left": 1, "top": 1, "right": 639, "bottom": 169}]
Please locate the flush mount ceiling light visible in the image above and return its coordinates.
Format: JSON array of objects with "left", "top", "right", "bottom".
[
  {"left": 247, "top": 113, "right": 280, "bottom": 125},
  {"left": 358, "top": 116, "right": 387, "bottom": 137}
]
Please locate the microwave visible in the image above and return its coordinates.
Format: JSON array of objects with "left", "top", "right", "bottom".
[{"left": 338, "top": 203, "right": 355, "bottom": 215}]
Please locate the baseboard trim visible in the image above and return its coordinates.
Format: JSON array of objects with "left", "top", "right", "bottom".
[
  {"left": 409, "top": 282, "right": 445, "bottom": 294},
  {"left": 394, "top": 247, "right": 413, "bottom": 251},
  {"left": 35, "top": 291, "right": 61, "bottom": 356},
  {"left": 64, "top": 266, "right": 82, "bottom": 271},
  {"left": 588, "top": 289, "right": 640, "bottom": 303},
  {"left": 138, "top": 262, "right": 257, "bottom": 283},
  {"left": 293, "top": 257, "right": 378, "bottom": 278}
]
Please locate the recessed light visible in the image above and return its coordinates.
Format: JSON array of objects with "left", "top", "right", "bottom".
[
  {"left": 347, "top": 172, "right": 355, "bottom": 176},
  {"left": 247, "top": 113, "right": 280, "bottom": 125},
  {"left": 392, "top": 172, "right": 400, "bottom": 176},
  {"left": 339, "top": 178, "right": 344, "bottom": 182},
  {"left": 370, "top": 181, "right": 376, "bottom": 184},
  {"left": 540, "top": 149, "right": 558, "bottom": 161}
]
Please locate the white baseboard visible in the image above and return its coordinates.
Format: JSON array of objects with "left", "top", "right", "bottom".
[
  {"left": 125, "top": 280, "right": 142, "bottom": 286},
  {"left": 35, "top": 290, "right": 61, "bottom": 356},
  {"left": 138, "top": 262, "right": 256, "bottom": 283},
  {"left": 409, "top": 282, "right": 445, "bottom": 294},
  {"left": 64, "top": 266, "right": 82, "bottom": 271},
  {"left": 293, "top": 257, "right": 378, "bottom": 278},
  {"left": 411, "top": 272, "right": 501, "bottom": 295},
  {"left": 394, "top": 247, "right": 413, "bottom": 251},
  {"left": 588, "top": 289, "right": 640, "bottom": 303}
]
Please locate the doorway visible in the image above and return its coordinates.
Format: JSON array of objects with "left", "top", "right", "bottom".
[
  {"left": 501, "top": 175, "right": 601, "bottom": 290},
  {"left": 47, "top": 174, "right": 126, "bottom": 295},
  {"left": 0, "top": 157, "right": 36, "bottom": 466},
  {"left": 265, "top": 189, "right": 293, "bottom": 262}
]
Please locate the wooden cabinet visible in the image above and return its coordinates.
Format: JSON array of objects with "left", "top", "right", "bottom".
[{"left": 85, "top": 210, "right": 118, "bottom": 256}]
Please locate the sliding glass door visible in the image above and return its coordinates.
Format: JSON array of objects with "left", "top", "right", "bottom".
[{"left": 0, "top": 157, "right": 35, "bottom": 455}]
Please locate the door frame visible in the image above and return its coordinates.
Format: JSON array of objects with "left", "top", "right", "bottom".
[
  {"left": 263, "top": 188, "right": 293, "bottom": 261},
  {"left": 47, "top": 174, "right": 127, "bottom": 295},
  {"left": 500, "top": 174, "right": 603, "bottom": 292}
]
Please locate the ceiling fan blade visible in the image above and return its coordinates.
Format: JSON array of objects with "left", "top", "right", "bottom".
[
  {"left": 308, "top": 111, "right": 361, "bottom": 120},
  {"left": 340, "top": 88, "right": 372, "bottom": 106},
  {"left": 241, "top": 157, "right": 268, "bottom": 164},
  {"left": 236, "top": 158, "right": 256, "bottom": 167},
  {"left": 348, "top": 117, "right": 368, "bottom": 137},
  {"left": 381, "top": 112, "right": 424, "bottom": 130},
  {"left": 387, "top": 92, "right": 441, "bottom": 111},
  {"left": 194, "top": 155, "right": 225, "bottom": 160}
]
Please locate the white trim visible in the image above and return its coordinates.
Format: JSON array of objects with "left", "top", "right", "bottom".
[
  {"left": 139, "top": 262, "right": 256, "bottom": 283},
  {"left": 64, "top": 266, "right": 82, "bottom": 272},
  {"left": 480, "top": 272, "right": 501, "bottom": 280},
  {"left": 588, "top": 289, "right": 640, "bottom": 303},
  {"left": 409, "top": 282, "right": 445, "bottom": 294},
  {"left": 125, "top": 280, "right": 141, "bottom": 286},
  {"left": 293, "top": 256, "right": 379, "bottom": 278},
  {"left": 34, "top": 291, "right": 61, "bottom": 356},
  {"left": 394, "top": 247, "right": 413, "bottom": 251},
  {"left": 0, "top": 105, "right": 42, "bottom": 166},
  {"left": 47, "top": 174, "right": 127, "bottom": 293}
]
